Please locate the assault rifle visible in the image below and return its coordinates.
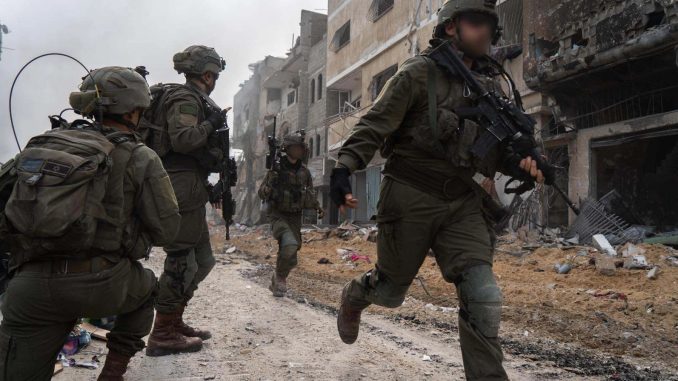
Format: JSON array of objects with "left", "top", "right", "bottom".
[
  {"left": 204, "top": 103, "right": 237, "bottom": 240},
  {"left": 265, "top": 115, "right": 280, "bottom": 172},
  {"left": 428, "top": 40, "right": 579, "bottom": 214}
]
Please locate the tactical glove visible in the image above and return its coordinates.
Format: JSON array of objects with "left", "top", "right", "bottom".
[
  {"left": 330, "top": 167, "right": 352, "bottom": 207},
  {"left": 206, "top": 110, "right": 226, "bottom": 129}
]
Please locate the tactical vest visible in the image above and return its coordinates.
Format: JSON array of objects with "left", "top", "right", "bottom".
[
  {"left": 2, "top": 126, "right": 144, "bottom": 265},
  {"left": 383, "top": 54, "right": 504, "bottom": 176},
  {"left": 271, "top": 161, "right": 317, "bottom": 214}
]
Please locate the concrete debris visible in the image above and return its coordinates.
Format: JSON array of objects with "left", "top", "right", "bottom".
[
  {"left": 225, "top": 246, "right": 237, "bottom": 254},
  {"left": 623, "top": 255, "right": 649, "bottom": 270},
  {"left": 620, "top": 243, "right": 646, "bottom": 258},
  {"left": 647, "top": 266, "right": 660, "bottom": 280},
  {"left": 592, "top": 234, "right": 617, "bottom": 257},
  {"left": 664, "top": 255, "right": 678, "bottom": 267},
  {"left": 595, "top": 254, "right": 617, "bottom": 276},
  {"left": 421, "top": 355, "right": 432, "bottom": 362}
]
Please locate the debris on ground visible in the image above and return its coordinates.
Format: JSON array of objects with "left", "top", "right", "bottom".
[
  {"left": 647, "top": 266, "right": 660, "bottom": 280},
  {"left": 592, "top": 234, "right": 617, "bottom": 256},
  {"left": 623, "top": 255, "right": 649, "bottom": 269},
  {"left": 61, "top": 325, "right": 91, "bottom": 356},
  {"left": 231, "top": 222, "right": 678, "bottom": 373},
  {"left": 595, "top": 254, "right": 617, "bottom": 276},
  {"left": 80, "top": 322, "right": 109, "bottom": 341}
]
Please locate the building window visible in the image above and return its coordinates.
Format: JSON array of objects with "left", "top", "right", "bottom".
[
  {"left": 370, "top": 64, "right": 398, "bottom": 101},
  {"left": 310, "top": 79, "right": 316, "bottom": 104},
  {"left": 369, "top": 0, "right": 394, "bottom": 22},
  {"left": 316, "top": 134, "right": 321, "bottom": 156},
  {"left": 287, "top": 89, "right": 296, "bottom": 106},
  {"left": 330, "top": 21, "right": 351, "bottom": 52},
  {"left": 317, "top": 74, "right": 323, "bottom": 100},
  {"left": 309, "top": 138, "right": 314, "bottom": 158}
]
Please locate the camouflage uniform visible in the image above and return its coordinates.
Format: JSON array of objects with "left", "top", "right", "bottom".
[
  {"left": 147, "top": 45, "right": 226, "bottom": 356},
  {"left": 258, "top": 134, "right": 322, "bottom": 296},
  {"left": 334, "top": 1, "right": 514, "bottom": 379},
  {"left": 0, "top": 67, "right": 181, "bottom": 381}
]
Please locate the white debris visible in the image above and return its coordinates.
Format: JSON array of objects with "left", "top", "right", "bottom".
[
  {"left": 421, "top": 355, "right": 432, "bottom": 362},
  {"left": 624, "top": 255, "right": 649, "bottom": 269},
  {"left": 621, "top": 243, "right": 646, "bottom": 258},
  {"left": 647, "top": 266, "right": 660, "bottom": 280},
  {"left": 592, "top": 234, "right": 617, "bottom": 256}
]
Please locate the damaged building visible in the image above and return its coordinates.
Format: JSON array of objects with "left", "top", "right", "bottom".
[
  {"left": 326, "top": 0, "right": 446, "bottom": 223},
  {"left": 522, "top": 0, "right": 678, "bottom": 232},
  {"left": 233, "top": 10, "right": 329, "bottom": 225}
]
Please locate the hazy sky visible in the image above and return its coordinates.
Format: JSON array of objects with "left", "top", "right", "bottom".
[{"left": 0, "top": 0, "right": 326, "bottom": 163}]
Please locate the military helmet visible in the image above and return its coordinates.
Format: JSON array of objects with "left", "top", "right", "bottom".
[
  {"left": 69, "top": 66, "right": 151, "bottom": 116},
  {"left": 173, "top": 45, "right": 226, "bottom": 76},
  {"left": 437, "top": 0, "right": 498, "bottom": 27},
  {"left": 282, "top": 131, "right": 306, "bottom": 149}
]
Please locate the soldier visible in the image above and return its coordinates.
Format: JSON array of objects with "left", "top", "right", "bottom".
[
  {"left": 258, "top": 132, "right": 324, "bottom": 297},
  {"left": 330, "top": 1, "right": 546, "bottom": 380},
  {"left": 144, "top": 45, "right": 227, "bottom": 356},
  {"left": 0, "top": 66, "right": 181, "bottom": 380}
]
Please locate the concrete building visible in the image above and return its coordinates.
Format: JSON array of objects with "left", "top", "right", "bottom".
[
  {"left": 523, "top": 0, "right": 678, "bottom": 231},
  {"left": 325, "top": 0, "right": 445, "bottom": 223},
  {"left": 232, "top": 10, "right": 329, "bottom": 225}
]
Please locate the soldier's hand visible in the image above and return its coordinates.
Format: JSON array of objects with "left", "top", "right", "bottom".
[
  {"left": 330, "top": 167, "right": 356, "bottom": 215},
  {"left": 340, "top": 194, "right": 358, "bottom": 215},
  {"left": 317, "top": 208, "right": 325, "bottom": 219},
  {"left": 519, "top": 156, "right": 545, "bottom": 184},
  {"left": 206, "top": 110, "right": 226, "bottom": 129},
  {"left": 211, "top": 200, "right": 222, "bottom": 210}
]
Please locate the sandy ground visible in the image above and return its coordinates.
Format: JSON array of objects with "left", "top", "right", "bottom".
[{"left": 52, "top": 225, "right": 678, "bottom": 380}]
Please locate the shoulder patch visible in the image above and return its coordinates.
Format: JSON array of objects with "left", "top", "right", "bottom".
[{"left": 179, "top": 103, "right": 199, "bottom": 116}]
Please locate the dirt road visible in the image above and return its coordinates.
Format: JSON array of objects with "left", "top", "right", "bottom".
[{"left": 55, "top": 245, "right": 606, "bottom": 381}]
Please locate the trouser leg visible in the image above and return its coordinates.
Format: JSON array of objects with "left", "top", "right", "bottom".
[{"left": 432, "top": 195, "right": 508, "bottom": 381}]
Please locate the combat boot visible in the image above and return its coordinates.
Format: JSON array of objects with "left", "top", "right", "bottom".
[
  {"left": 146, "top": 312, "right": 203, "bottom": 357},
  {"left": 176, "top": 304, "right": 212, "bottom": 340},
  {"left": 337, "top": 283, "right": 367, "bottom": 344},
  {"left": 269, "top": 272, "right": 287, "bottom": 297},
  {"left": 97, "top": 350, "right": 130, "bottom": 381}
]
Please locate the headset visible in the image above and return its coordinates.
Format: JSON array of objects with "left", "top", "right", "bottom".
[{"left": 8, "top": 53, "right": 100, "bottom": 152}]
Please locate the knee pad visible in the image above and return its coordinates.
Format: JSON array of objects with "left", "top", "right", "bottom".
[
  {"left": 279, "top": 230, "right": 299, "bottom": 249},
  {"left": 456, "top": 265, "right": 502, "bottom": 338},
  {"left": 279, "top": 244, "right": 298, "bottom": 266}
]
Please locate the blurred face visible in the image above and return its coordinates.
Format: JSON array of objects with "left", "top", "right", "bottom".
[
  {"left": 446, "top": 12, "right": 496, "bottom": 58},
  {"left": 287, "top": 144, "right": 306, "bottom": 160},
  {"left": 201, "top": 71, "right": 219, "bottom": 94},
  {"left": 123, "top": 108, "right": 142, "bottom": 127}
]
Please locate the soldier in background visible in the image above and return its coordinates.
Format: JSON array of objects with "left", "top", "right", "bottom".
[{"left": 258, "top": 132, "right": 324, "bottom": 297}]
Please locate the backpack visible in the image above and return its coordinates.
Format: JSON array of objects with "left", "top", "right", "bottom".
[
  {"left": 137, "top": 83, "right": 185, "bottom": 157},
  {"left": 3, "top": 124, "right": 137, "bottom": 262}
]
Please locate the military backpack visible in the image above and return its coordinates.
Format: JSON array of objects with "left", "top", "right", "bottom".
[{"left": 2, "top": 124, "right": 139, "bottom": 262}]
